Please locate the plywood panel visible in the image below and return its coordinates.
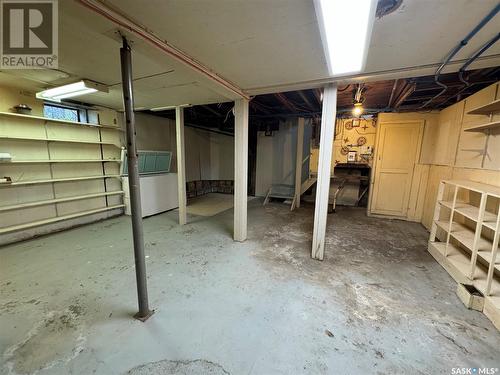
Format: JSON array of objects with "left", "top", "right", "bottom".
[
  {"left": 407, "top": 164, "right": 429, "bottom": 222},
  {"left": 421, "top": 165, "right": 453, "bottom": 229},
  {"left": 370, "top": 120, "right": 423, "bottom": 217},
  {"left": 378, "top": 112, "right": 439, "bottom": 166},
  {"left": 255, "top": 119, "right": 297, "bottom": 196},
  {"left": 456, "top": 84, "right": 497, "bottom": 168},
  {"left": 424, "top": 102, "right": 463, "bottom": 166}
]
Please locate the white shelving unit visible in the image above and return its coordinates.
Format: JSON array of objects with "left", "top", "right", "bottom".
[
  {"left": 0, "top": 111, "right": 125, "bottom": 235},
  {"left": 428, "top": 180, "right": 500, "bottom": 330},
  {"left": 0, "top": 111, "right": 124, "bottom": 130}
]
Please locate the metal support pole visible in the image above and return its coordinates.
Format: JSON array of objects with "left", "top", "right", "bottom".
[{"left": 120, "top": 37, "right": 153, "bottom": 322}]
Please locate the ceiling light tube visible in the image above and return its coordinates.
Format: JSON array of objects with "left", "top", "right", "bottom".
[
  {"left": 314, "top": 0, "right": 376, "bottom": 76},
  {"left": 150, "top": 104, "right": 191, "bottom": 111},
  {"left": 36, "top": 80, "right": 108, "bottom": 102}
]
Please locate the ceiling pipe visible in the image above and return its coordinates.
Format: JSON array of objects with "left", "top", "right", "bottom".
[
  {"left": 419, "top": 3, "right": 500, "bottom": 109},
  {"left": 75, "top": 0, "right": 249, "bottom": 100},
  {"left": 439, "top": 32, "right": 500, "bottom": 107}
]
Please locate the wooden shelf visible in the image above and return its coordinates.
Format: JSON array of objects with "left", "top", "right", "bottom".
[
  {"left": 0, "top": 159, "right": 121, "bottom": 164},
  {"left": 0, "top": 204, "right": 125, "bottom": 234},
  {"left": 464, "top": 120, "right": 500, "bottom": 132},
  {"left": 0, "top": 175, "right": 121, "bottom": 187},
  {"left": 444, "top": 179, "right": 500, "bottom": 198},
  {"left": 467, "top": 99, "right": 500, "bottom": 115},
  {"left": 0, "top": 135, "right": 121, "bottom": 147},
  {"left": 430, "top": 179, "right": 500, "bottom": 331},
  {"left": 439, "top": 201, "right": 498, "bottom": 230},
  {"left": 0, "top": 111, "right": 123, "bottom": 131},
  {"left": 429, "top": 241, "right": 500, "bottom": 330},
  {"left": 0, "top": 191, "right": 124, "bottom": 212},
  {"left": 435, "top": 220, "right": 499, "bottom": 270}
]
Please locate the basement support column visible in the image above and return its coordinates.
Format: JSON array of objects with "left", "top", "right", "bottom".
[
  {"left": 311, "top": 85, "right": 337, "bottom": 261},
  {"left": 234, "top": 98, "right": 249, "bottom": 242},
  {"left": 120, "top": 37, "right": 153, "bottom": 321},
  {"left": 294, "top": 117, "right": 305, "bottom": 209},
  {"left": 176, "top": 106, "right": 187, "bottom": 225}
]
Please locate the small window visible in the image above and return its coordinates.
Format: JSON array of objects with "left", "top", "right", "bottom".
[{"left": 44, "top": 104, "right": 79, "bottom": 122}]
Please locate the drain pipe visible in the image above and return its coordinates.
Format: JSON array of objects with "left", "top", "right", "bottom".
[
  {"left": 120, "top": 36, "right": 154, "bottom": 322},
  {"left": 419, "top": 3, "right": 500, "bottom": 109}
]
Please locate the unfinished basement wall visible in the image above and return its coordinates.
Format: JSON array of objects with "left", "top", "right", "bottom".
[
  {"left": 134, "top": 112, "right": 177, "bottom": 170},
  {"left": 255, "top": 118, "right": 298, "bottom": 197},
  {"left": 0, "top": 85, "right": 124, "bottom": 245},
  {"left": 420, "top": 82, "right": 500, "bottom": 230},
  {"left": 184, "top": 127, "right": 234, "bottom": 196}
]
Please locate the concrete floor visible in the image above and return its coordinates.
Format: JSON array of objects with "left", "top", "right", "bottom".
[{"left": 1, "top": 199, "right": 499, "bottom": 375}]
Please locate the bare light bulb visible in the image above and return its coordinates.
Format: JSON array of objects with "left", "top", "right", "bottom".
[{"left": 352, "top": 103, "right": 363, "bottom": 117}]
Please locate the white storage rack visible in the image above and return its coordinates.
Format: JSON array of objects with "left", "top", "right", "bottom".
[
  {"left": 428, "top": 179, "right": 500, "bottom": 330},
  {"left": 0, "top": 111, "right": 125, "bottom": 235}
]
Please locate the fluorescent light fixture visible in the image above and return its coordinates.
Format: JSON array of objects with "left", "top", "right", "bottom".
[
  {"left": 150, "top": 104, "right": 191, "bottom": 111},
  {"left": 36, "top": 80, "right": 108, "bottom": 102},
  {"left": 314, "top": 0, "right": 376, "bottom": 76}
]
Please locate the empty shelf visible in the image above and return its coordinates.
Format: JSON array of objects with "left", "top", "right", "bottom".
[
  {"left": 0, "top": 135, "right": 121, "bottom": 147},
  {"left": 0, "top": 204, "right": 125, "bottom": 234},
  {"left": 0, "top": 111, "right": 123, "bottom": 130},
  {"left": 439, "top": 201, "right": 498, "bottom": 230},
  {"left": 443, "top": 180, "right": 500, "bottom": 198},
  {"left": 0, "top": 175, "right": 121, "bottom": 187},
  {"left": 0, "top": 191, "right": 124, "bottom": 212},
  {"left": 464, "top": 120, "right": 500, "bottom": 132},
  {"left": 0, "top": 159, "right": 121, "bottom": 164},
  {"left": 467, "top": 99, "right": 500, "bottom": 115}
]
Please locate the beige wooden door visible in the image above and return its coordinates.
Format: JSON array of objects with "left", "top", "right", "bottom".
[{"left": 370, "top": 121, "right": 423, "bottom": 218}]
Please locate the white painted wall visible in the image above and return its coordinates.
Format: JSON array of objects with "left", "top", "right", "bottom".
[
  {"left": 255, "top": 119, "right": 298, "bottom": 197},
  {"left": 184, "top": 127, "right": 234, "bottom": 182}
]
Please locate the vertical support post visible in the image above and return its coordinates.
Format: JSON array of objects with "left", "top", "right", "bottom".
[
  {"left": 176, "top": 106, "right": 187, "bottom": 225},
  {"left": 485, "top": 202, "right": 500, "bottom": 295},
  {"left": 444, "top": 185, "right": 459, "bottom": 257},
  {"left": 294, "top": 117, "right": 305, "bottom": 209},
  {"left": 312, "top": 85, "right": 337, "bottom": 261},
  {"left": 469, "top": 192, "right": 487, "bottom": 279},
  {"left": 429, "top": 181, "right": 445, "bottom": 242},
  {"left": 120, "top": 37, "right": 153, "bottom": 321},
  {"left": 234, "top": 98, "right": 249, "bottom": 242}
]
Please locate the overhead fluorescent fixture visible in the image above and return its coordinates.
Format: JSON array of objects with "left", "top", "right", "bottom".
[
  {"left": 36, "top": 80, "right": 108, "bottom": 102},
  {"left": 314, "top": 0, "right": 376, "bottom": 76},
  {"left": 150, "top": 104, "right": 191, "bottom": 112}
]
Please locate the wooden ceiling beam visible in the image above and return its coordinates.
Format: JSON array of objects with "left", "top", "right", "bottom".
[
  {"left": 274, "top": 92, "right": 297, "bottom": 112},
  {"left": 298, "top": 90, "right": 316, "bottom": 111},
  {"left": 201, "top": 105, "right": 223, "bottom": 117}
]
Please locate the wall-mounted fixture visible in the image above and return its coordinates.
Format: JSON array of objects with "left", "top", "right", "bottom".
[
  {"left": 36, "top": 80, "right": 108, "bottom": 102},
  {"left": 314, "top": 0, "right": 376, "bottom": 76}
]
